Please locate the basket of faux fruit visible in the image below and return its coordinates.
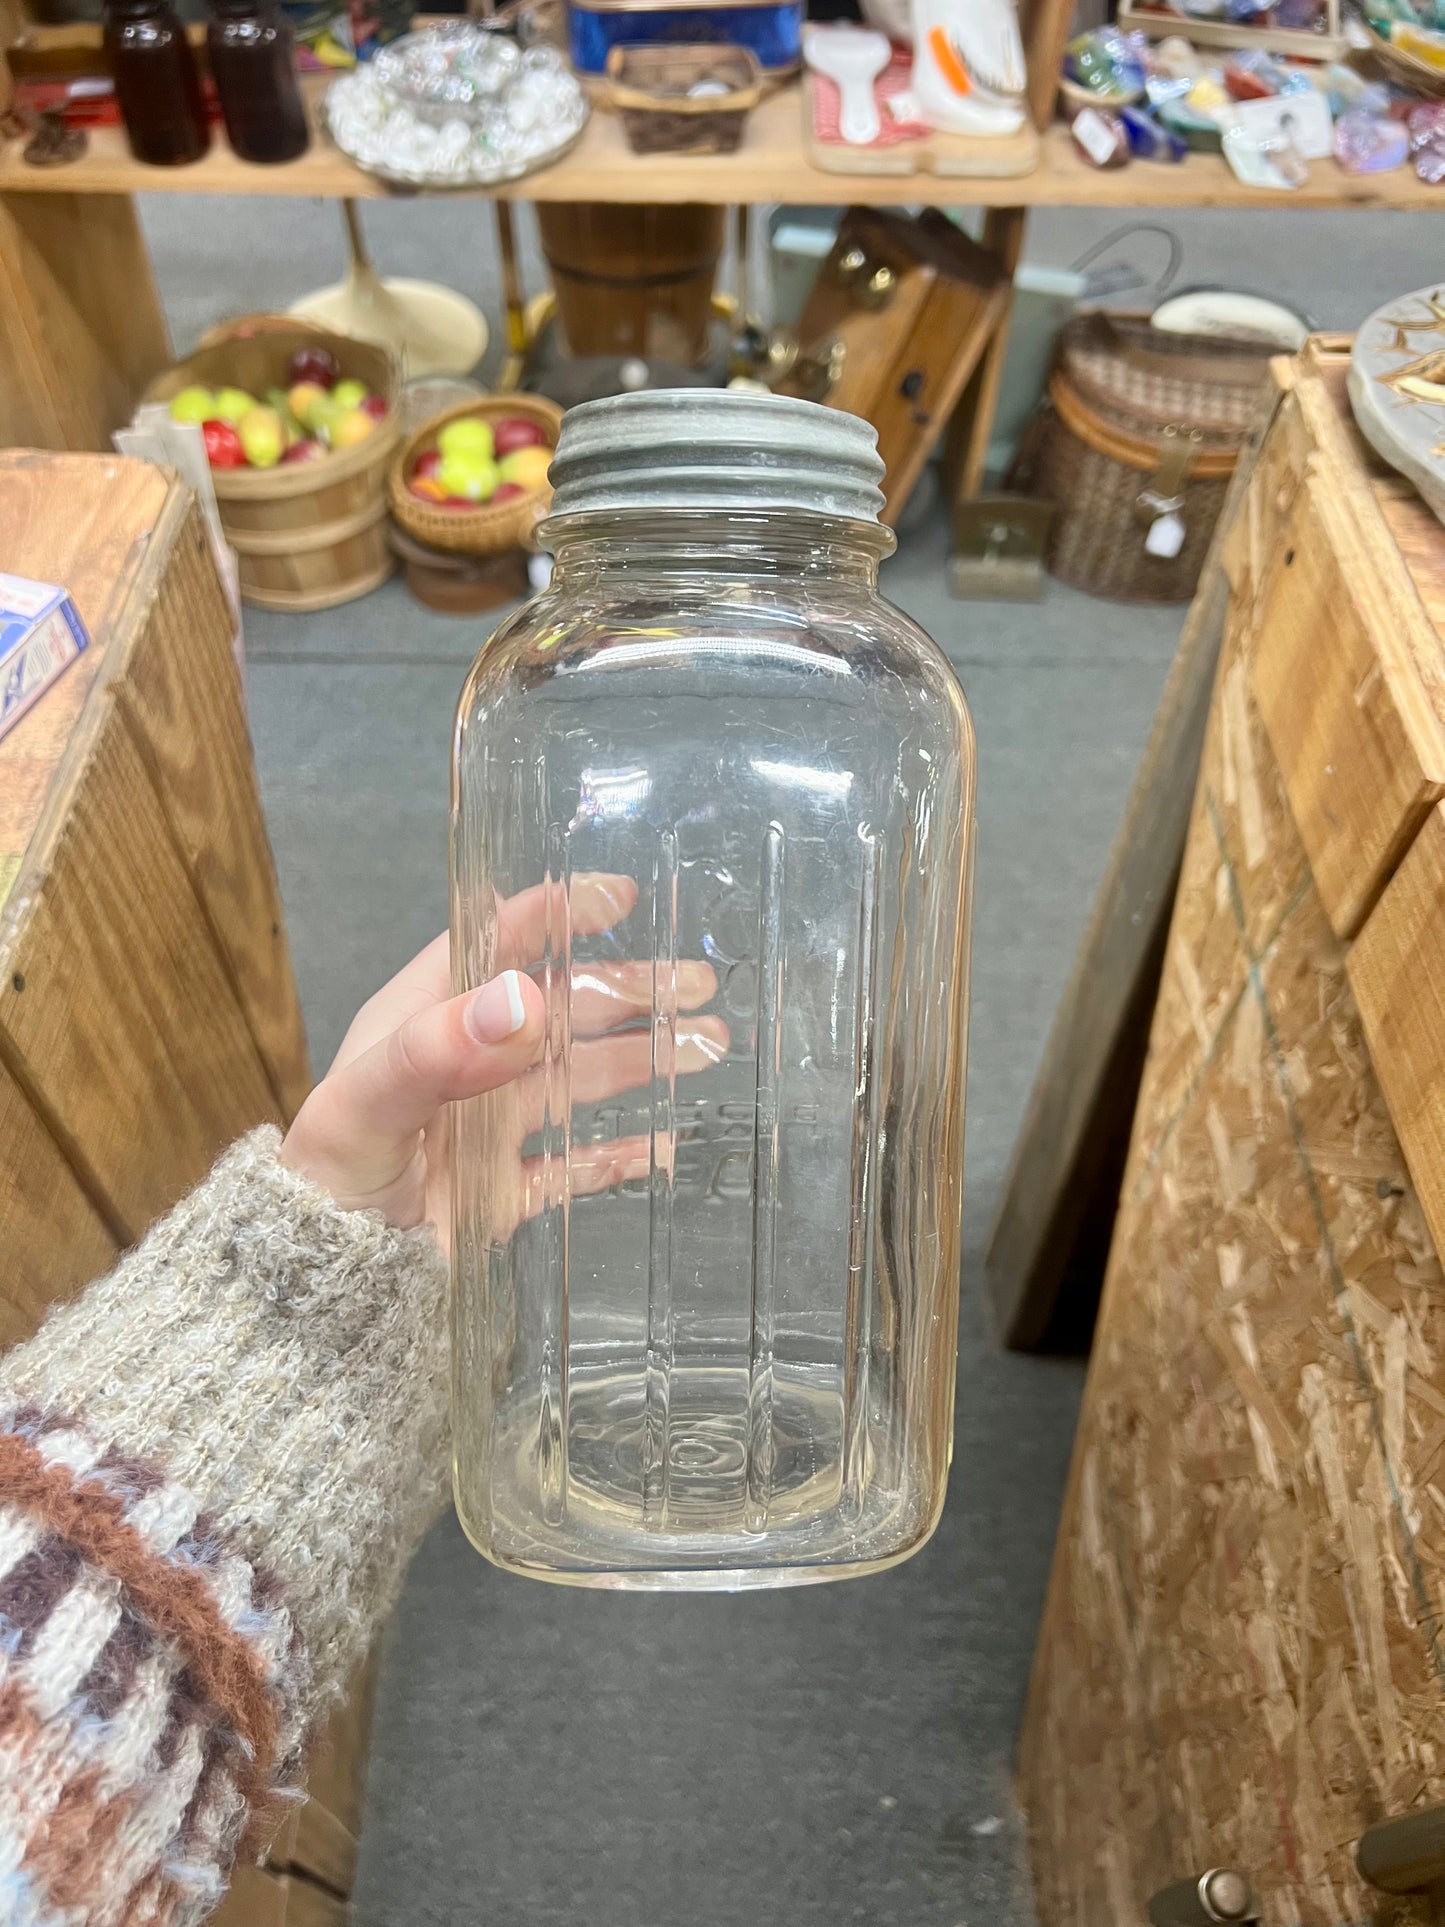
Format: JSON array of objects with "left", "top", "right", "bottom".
[
  {"left": 388, "top": 395, "right": 564, "bottom": 556},
  {"left": 146, "top": 319, "right": 401, "bottom": 612}
]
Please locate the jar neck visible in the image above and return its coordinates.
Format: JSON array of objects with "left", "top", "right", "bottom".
[{"left": 542, "top": 509, "right": 894, "bottom": 590}]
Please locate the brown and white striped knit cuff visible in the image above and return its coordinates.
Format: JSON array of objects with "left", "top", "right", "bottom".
[{"left": 0, "top": 1402, "right": 309, "bottom": 1925}]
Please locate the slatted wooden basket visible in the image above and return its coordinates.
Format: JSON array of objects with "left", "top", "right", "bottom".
[
  {"left": 388, "top": 395, "right": 564, "bottom": 556},
  {"left": 146, "top": 317, "right": 401, "bottom": 612}
]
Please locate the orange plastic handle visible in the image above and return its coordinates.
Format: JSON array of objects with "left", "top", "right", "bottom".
[{"left": 927, "top": 24, "right": 973, "bottom": 94}]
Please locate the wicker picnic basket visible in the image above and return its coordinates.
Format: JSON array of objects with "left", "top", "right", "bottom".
[{"left": 1013, "top": 312, "right": 1276, "bottom": 603}]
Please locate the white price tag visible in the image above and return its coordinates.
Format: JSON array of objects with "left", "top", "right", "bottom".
[{"left": 1145, "top": 511, "right": 1186, "bottom": 559}]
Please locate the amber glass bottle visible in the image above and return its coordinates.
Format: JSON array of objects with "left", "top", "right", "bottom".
[
  {"left": 103, "top": 0, "right": 209, "bottom": 167},
  {"left": 207, "top": 0, "right": 309, "bottom": 164}
]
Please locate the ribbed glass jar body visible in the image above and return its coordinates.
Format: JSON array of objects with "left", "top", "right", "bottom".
[{"left": 451, "top": 502, "right": 974, "bottom": 1588}]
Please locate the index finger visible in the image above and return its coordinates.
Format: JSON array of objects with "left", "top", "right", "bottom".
[{"left": 496, "top": 872, "right": 638, "bottom": 970}]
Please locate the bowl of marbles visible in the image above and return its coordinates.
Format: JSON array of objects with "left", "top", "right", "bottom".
[{"left": 325, "top": 23, "right": 588, "bottom": 188}]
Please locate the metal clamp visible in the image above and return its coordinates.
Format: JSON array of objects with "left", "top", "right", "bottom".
[{"left": 1148, "top": 1870, "right": 1259, "bottom": 1927}]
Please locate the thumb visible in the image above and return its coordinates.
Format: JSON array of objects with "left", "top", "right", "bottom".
[{"left": 282, "top": 969, "right": 544, "bottom": 1213}]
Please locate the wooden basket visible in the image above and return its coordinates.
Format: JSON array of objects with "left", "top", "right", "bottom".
[
  {"left": 388, "top": 394, "right": 564, "bottom": 556},
  {"left": 604, "top": 44, "right": 762, "bottom": 154},
  {"left": 1012, "top": 313, "right": 1274, "bottom": 604},
  {"left": 1362, "top": 21, "right": 1445, "bottom": 97},
  {"left": 145, "top": 317, "right": 402, "bottom": 612}
]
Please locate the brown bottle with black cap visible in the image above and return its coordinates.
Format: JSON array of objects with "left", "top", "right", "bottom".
[
  {"left": 207, "top": 0, "right": 309, "bottom": 164},
  {"left": 103, "top": 0, "right": 210, "bottom": 166}
]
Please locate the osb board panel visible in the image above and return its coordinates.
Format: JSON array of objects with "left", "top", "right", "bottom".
[
  {"left": 1349, "top": 802, "right": 1445, "bottom": 1271},
  {"left": 1021, "top": 605, "right": 1445, "bottom": 1927}
]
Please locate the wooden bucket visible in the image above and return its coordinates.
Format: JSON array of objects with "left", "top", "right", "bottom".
[
  {"left": 535, "top": 203, "right": 726, "bottom": 368},
  {"left": 145, "top": 318, "right": 401, "bottom": 612}
]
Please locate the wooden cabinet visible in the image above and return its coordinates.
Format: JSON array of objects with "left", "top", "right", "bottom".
[
  {"left": 1019, "top": 345, "right": 1445, "bottom": 1927},
  {"left": 0, "top": 451, "right": 371, "bottom": 1914}
]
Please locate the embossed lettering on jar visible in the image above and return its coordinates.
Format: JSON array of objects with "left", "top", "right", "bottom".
[{"left": 451, "top": 390, "right": 975, "bottom": 1588}]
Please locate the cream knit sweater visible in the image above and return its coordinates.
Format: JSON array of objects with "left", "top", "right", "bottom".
[{"left": 0, "top": 1127, "right": 448, "bottom": 1925}]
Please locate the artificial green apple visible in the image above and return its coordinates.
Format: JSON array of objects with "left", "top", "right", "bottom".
[
  {"left": 238, "top": 405, "right": 285, "bottom": 469},
  {"left": 212, "top": 386, "right": 260, "bottom": 425},
  {"left": 437, "top": 417, "right": 494, "bottom": 464},
  {"left": 437, "top": 452, "right": 500, "bottom": 502},
  {"left": 169, "top": 385, "right": 215, "bottom": 425},
  {"left": 330, "top": 378, "right": 369, "bottom": 411}
]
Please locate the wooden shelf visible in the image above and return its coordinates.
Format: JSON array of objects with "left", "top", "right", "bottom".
[{"left": 2, "top": 77, "right": 1442, "bottom": 207}]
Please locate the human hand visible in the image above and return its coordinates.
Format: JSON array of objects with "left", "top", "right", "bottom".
[{"left": 280, "top": 874, "right": 727, "bottom": 1241}]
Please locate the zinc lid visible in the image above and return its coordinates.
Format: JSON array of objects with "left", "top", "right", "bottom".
[{"left": 543, "top": 389, "right": 886, "bottom": 525}]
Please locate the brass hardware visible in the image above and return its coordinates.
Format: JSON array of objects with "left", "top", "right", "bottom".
[
  {"left": 1148, "top": 1870, "right": 1258, "bottom": 1927},
  {"left": 1357, "top": 1805, "right": 1445, "bottom": 1895},
  {"left": 831, "top": 248, "right": 896, "bottom": 310},
  {"left": 789, "top": 336, "right": 847, "bottom": 403}
]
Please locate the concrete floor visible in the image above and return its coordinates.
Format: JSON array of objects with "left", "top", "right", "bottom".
[{"left": 139, "top": 194, "right": 1437, "bottom": 1926}]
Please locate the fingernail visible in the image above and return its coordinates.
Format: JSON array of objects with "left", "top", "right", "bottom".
[{"left": 467, "top": 970, "right": 528, "bottom": 1043}]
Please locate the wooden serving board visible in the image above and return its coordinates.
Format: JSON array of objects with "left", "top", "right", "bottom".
[{"left": 803, "top": 72, "right": 1039, "bottom": 177}]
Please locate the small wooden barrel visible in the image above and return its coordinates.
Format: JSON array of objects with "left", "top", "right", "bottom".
[
  {"left": 535, "top": 203, "right": 726, "bottom": 368},
  {"left": 146, "top": 319, "right": 401, "bottom": 612}
]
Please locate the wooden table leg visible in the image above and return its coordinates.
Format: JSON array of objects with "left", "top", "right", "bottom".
[
  {"left": 942, "top": 206, "right": 1028, "bottom": 506},
  {"left": 0, "top": 190, "right": 171, "bottom": 450}
]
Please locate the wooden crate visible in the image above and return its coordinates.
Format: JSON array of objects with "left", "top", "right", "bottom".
[
  {"left": 0, "top": 451, "right": 371, "bottom": 1911},
  {"left": 1019, "top": 344, "right": 1445, "bottom": 1926}
]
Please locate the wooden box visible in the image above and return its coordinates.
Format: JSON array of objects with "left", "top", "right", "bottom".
[
  {"left": 1019, "top": 344, "right": 1445, "bottom": 1927},
  {"left": 0, "top": 450, "right": 371, "bottom": 1913},
  {"left": 780, "top": 206, "right": 1010, "bottom": 523}
]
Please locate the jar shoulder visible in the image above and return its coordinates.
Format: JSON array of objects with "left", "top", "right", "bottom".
[{"left": 458, "top": 581, "right": 974, "bottom": 750}]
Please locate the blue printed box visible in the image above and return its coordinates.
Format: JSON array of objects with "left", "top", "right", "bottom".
[{"left": 0, "top": 573, "right": 89, "bottom": 745}]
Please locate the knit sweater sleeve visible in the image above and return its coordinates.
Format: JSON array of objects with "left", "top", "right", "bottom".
[{"left": 0, "top": 1126, "right": 450, "bottom": 1926}]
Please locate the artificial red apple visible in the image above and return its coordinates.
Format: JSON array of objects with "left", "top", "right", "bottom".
[
  {"left": 281, "top": 437, "right": 326, "bottom": 464},
  {"left": 492, "top": 415, "right": 547, "bottom": 457},
  {"left": 491, "top": 482, "right": 525, "bottom": 503},
  {"left": 289, "top": 344, "right": 340, "bottom": 390},
  {"left": 202, "top": 419, "right": 246, "bottom": 468},
  {"left": 360, "top": 394, "right": 389, "bottom": 422},
  {"left": 412, "top": 449, "right": 443, "bottom": 481}
]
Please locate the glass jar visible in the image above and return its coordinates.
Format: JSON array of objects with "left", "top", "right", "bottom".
[
  {"left": 103, "top": 0, "right": 209, "bottom": 167},
  {"left": 207, "top": 0, "right": 309, "bottom": 163},
  {"left": 451, "top": 391, "right": 975, "bottom": 1589}
]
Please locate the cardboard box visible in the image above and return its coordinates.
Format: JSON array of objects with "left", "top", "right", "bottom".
[{"left": 0, "top": 573, "right": 88, "bottom": 744}]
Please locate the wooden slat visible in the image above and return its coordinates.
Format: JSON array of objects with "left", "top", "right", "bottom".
[
  {"left": 1348, "top": 800, "right": 1445, "bottom": 1267},
  {"left": 0, "top": 707, "right": 280, "bottom": 1239},
  {"left": 1249, "top": 465, "right": 1445, "bottom": 939},
  {"left": 985, "top": 389, "right": 1278, "bottom": 1347},
  {"left": 2, "top": 85, "right": 1445, "bottom": 209},
  {"left": 0, "top": 1052, "right": 116, "bottom": 1346},
  {"left": 116, "top": 503, "right": 311, "bottom": 1117}
]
